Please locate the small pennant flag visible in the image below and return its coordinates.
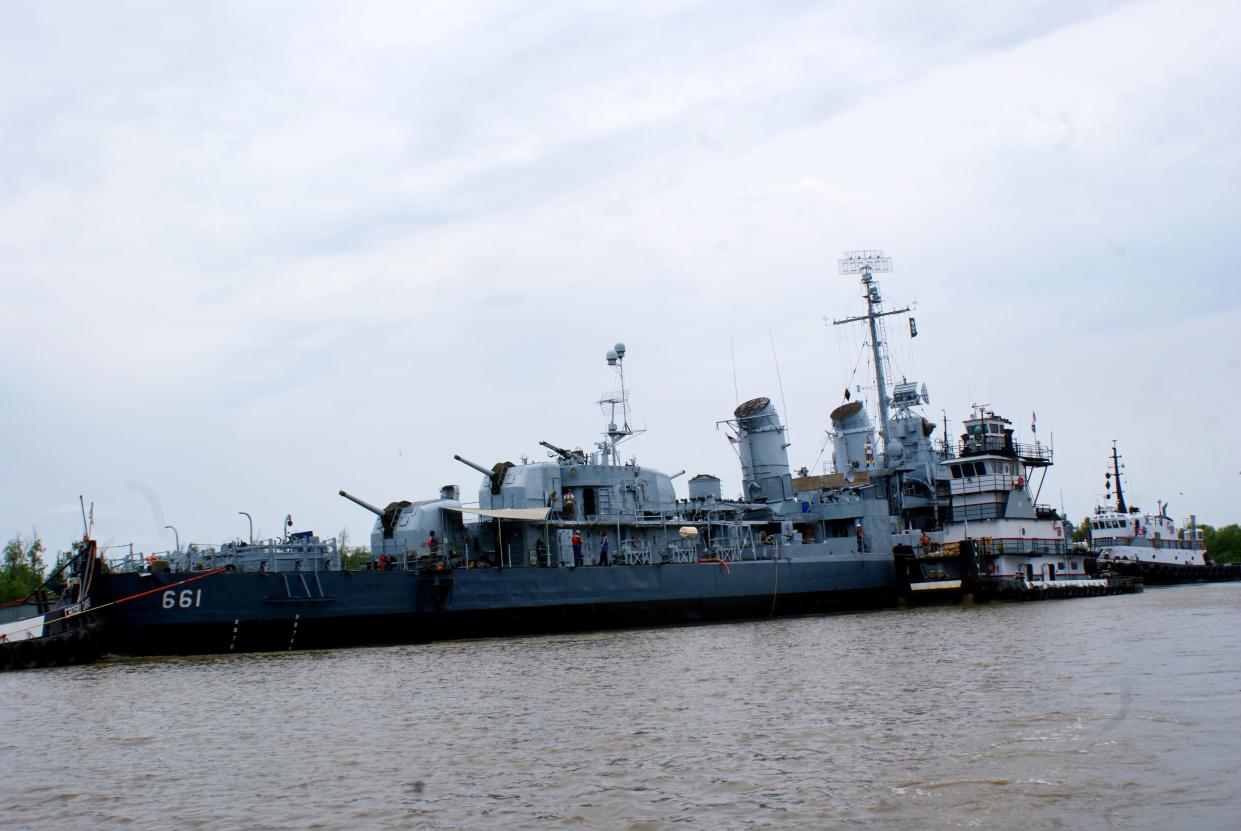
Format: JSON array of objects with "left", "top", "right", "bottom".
[
  {"left": 1031, "top": 413, "right": 1037, "bottom": 434},
  {"left": 844, "top": 388, "right": 851, "bottom": 401},
  {"left": 727, "top": 434, "right": 740, "bottom": 445}
]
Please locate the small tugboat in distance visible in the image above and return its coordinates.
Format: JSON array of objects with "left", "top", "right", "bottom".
[{"left": 1090, "top": 443, "right": 1241, "bottom": 584}]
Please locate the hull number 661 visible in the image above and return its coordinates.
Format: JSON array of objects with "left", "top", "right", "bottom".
[{"left": 162, "top": 589, "right": 203, "bottom": 609}]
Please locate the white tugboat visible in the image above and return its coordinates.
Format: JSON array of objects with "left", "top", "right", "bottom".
[
  {"left": 905, "top": 408, "right": 1140, "bottom": 601},
  {"left": 1090, "top": 443, "right": 1240, "bottom": 584}
]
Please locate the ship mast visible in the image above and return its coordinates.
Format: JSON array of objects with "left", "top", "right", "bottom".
[
  {"left": 1108, "top": 441, "right": 1128, "bottom": 513},
  {"left": 598, "top": 342, "right": 643, "bottom": 465},
  {"left": 832, "top": 251, "right": 909, "bottom": 453}
]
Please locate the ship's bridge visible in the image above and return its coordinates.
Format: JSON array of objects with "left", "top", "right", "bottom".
[{"left": 950, "top": 408, "right": 1051, "bottom": 467}]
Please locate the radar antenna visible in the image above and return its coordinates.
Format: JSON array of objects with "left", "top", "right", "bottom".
[
  {"left": 831, "top": 250, "right": 910, "bottom": 452},
  {"left": 598, "top": 342, "right": 644, "bottom": 464}
]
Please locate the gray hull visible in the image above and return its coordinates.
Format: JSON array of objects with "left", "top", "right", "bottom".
[{"left": 104, "top": 556, "right": 894, "bottom": 656}]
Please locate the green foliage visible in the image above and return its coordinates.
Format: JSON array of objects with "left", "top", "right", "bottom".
[
  {"left": 1, "top": 535, "right": 47, "bottom": 603},
  {"left": 1204, "top": 524, "right": 1241, "bottom": 564},
  {"left": 338, "top": 528, "right": 371, "bottom": 570},
  {"left": 1072, "top": 516, "right": 1092, "bottom": 544}
]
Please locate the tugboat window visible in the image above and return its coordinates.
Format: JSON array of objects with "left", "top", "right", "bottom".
[{"left": 974, "top": 462, "right": 987, "bottom": 475}]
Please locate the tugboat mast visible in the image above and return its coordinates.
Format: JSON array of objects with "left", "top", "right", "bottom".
[
  {"left": 1109, "top": 441, "right": 1128, "bottom": 513},
  {"left": 833, "top": 251, "right": 909, "bottom": 453}
]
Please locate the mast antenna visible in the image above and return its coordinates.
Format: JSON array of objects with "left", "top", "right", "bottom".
[
  {"left": 599, "top": 342, "right": 644, "bottom": 464},
  {"left": 769, "top": 331, "right": 790, "bottom": 442},
  {"left": 832, "top": 250, "right": 909, "bottom": 453}
]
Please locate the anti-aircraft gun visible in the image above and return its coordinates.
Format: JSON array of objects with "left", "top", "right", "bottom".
[{"left": 539, "top": 441, "right": 587, "bottom": 464}]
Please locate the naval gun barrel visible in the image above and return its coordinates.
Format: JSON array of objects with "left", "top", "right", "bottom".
[
  {"left": 453, "top": 454, "right": 495, "bottom": 478},
  {"left": 338, "top": 490, "right": 383, "bottom": 517},
  {"left": 538, "top": 440, "right": 579, "bottom": 461}
]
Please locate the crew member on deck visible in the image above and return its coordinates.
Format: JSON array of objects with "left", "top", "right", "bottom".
[
  {"left": 599, "top": 532, "right": 609, "bottom": 566},
  {"left": 856, "top": 522, "right": 867, "bottom": 553},
  {"left": 572, "top": 530, "right": 583, "bottom": 566}
]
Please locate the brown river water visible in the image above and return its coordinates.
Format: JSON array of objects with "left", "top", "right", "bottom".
[{"left": 2, "top": 584, "right": 1239, "bottom": 830}]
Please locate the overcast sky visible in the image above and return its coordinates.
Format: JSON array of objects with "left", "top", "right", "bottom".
[{"left": 2, "top": 0, "right": 1238, "bottom": 557}]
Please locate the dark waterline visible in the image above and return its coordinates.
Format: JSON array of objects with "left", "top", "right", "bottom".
[{"left": 3, "top": 584, "right": 1239, "bottom": 830}]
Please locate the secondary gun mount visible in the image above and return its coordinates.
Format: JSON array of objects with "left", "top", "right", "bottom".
[
  {"left": 454, "top": 454, "right": 515, "bottom": 495},
  {"left": 339, "top": 489, "right": 410, "bottom": 539}
]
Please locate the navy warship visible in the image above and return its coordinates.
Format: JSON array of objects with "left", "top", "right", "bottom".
[
  {"left": 102, "top": 255, "right": 929, "bottom": 657},
  {"left": 101, "top": 250, "right": 1137, "bottom": 656},
  {"left": 103, "top": 388, "right": 896, "bottom": 655}
]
